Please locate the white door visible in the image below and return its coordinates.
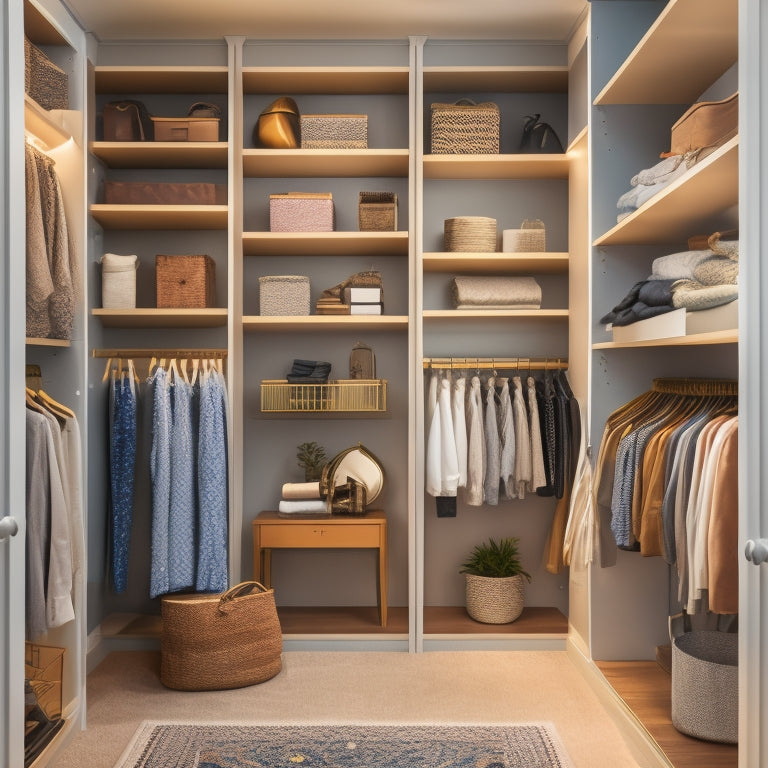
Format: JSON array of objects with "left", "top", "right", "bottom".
[
  {"left": 739, "top": 2, "right": 768, "bottom": 765},
  {"left": 1, "top": 1, "right": 27, "bottom": 765}
]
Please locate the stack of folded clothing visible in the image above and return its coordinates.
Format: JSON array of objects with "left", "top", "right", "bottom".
[
  {"left": 277, "top": 481, "right": 329, "bottom": 517},
  {"left": 286, "top": 359, "right": 331, "bottom": 383},
  {"left": 601, "top": 231, "right": 738, "bottom": 327},
  {"left": 450, "top": 275, "right": 542, "bottom": 310}
]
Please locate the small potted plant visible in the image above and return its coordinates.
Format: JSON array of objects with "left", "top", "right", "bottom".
[
  {"left": 296, "top": 441, "right": 327, "bottom": 482},
  {"left": 460, "top": 536, "right": 531, "bottom": 624}
]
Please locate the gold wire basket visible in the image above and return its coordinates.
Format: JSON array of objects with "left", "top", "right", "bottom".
[{"left": 260, "top": 379, "right": 387, "bottom": 413}]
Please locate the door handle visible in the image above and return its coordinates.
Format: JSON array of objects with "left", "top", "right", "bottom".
[
  {"left": 745, "top": 538, "right": 768, "bottom": 565},
  {"left": 0, "top": 516, "right": 19, "bottom": 541}
]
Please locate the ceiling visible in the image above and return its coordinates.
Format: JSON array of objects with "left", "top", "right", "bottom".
[{"left": 60, "top": 0, "right": 589, "bottom": 42}]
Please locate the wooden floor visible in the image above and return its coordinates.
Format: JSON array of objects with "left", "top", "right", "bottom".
[
  {"left": 597, "top": 660, "right": 738, "bottom": 768},
  {"left": 105, "top": 606, "right": 567, "bottom": 638}
]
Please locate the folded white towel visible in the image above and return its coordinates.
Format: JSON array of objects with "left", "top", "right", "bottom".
[
  {"left": 650, "top": 250, "right": 713, "bottom": 280},
  {"left": 277, "top": 499, "right": 328, "bottom": 514}
]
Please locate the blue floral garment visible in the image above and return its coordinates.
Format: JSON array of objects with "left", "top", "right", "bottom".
[{"left": 149, "top": 366, "right": 171, "bottom": 598}]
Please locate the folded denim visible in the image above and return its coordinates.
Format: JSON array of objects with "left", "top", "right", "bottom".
[{"left": 288, "top": 360, "right": 331, "bottom": 380}]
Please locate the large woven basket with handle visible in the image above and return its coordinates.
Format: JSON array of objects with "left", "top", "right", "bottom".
[
  {"left": 160, "top": 581, "right": 283, "bottom": 691},
  {"left": 465, "top": 574, "right": 524, "bottom": 624}
]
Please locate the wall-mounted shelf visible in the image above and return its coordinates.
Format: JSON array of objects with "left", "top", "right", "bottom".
[
  {"left": 92, "top": 308, "right": 229, "bottom": 328},
  {"left": 24, "top": 95, "right": 72, "bottom": 149},
  {"left": 90, "top": 204, "right": 228, "bottom": 230},
  {"left": 423, "top": 252, "right": 568, "bottom": 274},
  {"left": 423, "top": 65, "right": 568, "bottom": 93},
  {"left": 243, "top": 315, "right": 408, "bottom": 331},
  {"left": 94, "top": 65, "right": 229, "bottom": 94},
  {"left": 423, "top": 309, "right": 569, "bottom": 319},
  {"left": 242, "top": 148, "right": 408, "bottom": 178},
  {"left": 260, "top": 379, "right": 387, "bottom": 413},
  {"left": 594, "top": 137, "right": 738, "bottom": 246},
  {"left": 90, "top": 141, "right": 228, "bottom": 169},
  {"left": 242, "top": 231, "right": 408, "bottom": 256},
  {"left": 594, "top": 0, "right": 738, "bottom": 105},
  {"left": 593, "top": 329, "right": 738, "bottom": 349},
  {"left": 242, "top": 66, "right": 409, "bottom": 95},
  {"left": 26, "top": 337, "right": 71, "bottom": 347},
  {"left": 423, "top": 154, "right": 570, "bottom": 180}
]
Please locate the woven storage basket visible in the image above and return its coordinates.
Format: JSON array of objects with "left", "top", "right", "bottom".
[
  {"left": 431, "top": 100, "right": 499, "bottom": 154},
  {"left": 270, "top": 193, "right": 335, "bottom": 232},
  {"left": 358, "top": 191, "right": 398, "bottom": 231},
  {"left": 101, "top": 253, "right": 138, "bottom": 309},
  {"left": 671, "top": 630, "right": 738, "bottom": 743},
  {"left": 160, "top": 582, "right": 283, "bottom": 691},
  {"left": 156, "top": 254, "right": 215, "bottom": 308},
  {"left": 24, "top": 37, "right": 68, "bottom": 111},
  {"left": 260, "top": 275, "right": 311, "bottom": 316},
  {"left": 465, "top": 574, "right": 525, "bottom": 624},
  {"left": 444, "top": 216, "right": 497, "bottom": 252},
  {"left": 300, "top": 114, "right": 368, "bottom": 149},
  {"left": 503, "top": 219, "right": 546, "bottom": 253}
]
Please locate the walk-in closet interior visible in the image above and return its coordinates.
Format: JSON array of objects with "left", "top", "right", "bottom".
[{"left": 7, "top": 0, "right": 767, "bottom": 766}]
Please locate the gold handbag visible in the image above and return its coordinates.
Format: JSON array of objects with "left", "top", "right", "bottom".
[{"left": 254, "top": 97, "right": 300, "bottom": 149}]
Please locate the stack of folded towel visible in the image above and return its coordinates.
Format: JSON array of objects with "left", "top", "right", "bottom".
[
  {"left": 601, "top": 232, "right": 739, "bottom": 327},
  {"left": 277, "top": 481, "right": 329, "bottom": 517}
]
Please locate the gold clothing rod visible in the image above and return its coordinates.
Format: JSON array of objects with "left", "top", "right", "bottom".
[
  {"left": 92, "top": 348, "right": 227, "bottom": 359},
  {"left": 422, "top": 357, "right": 568, "bottom": 370}
]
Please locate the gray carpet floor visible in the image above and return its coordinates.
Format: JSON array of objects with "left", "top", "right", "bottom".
[{"left": 51, "top": 650, "right": 645, "bottom": 768}]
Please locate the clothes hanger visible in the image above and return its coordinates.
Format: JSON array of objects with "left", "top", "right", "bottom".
[
  {"left": 36, "top": 389, "right": 75, "bottom": 420},
  {"left": 180, "top": 358, "right": 190, "bottom": 384}
]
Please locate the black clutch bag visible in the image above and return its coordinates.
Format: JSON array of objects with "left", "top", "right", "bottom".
[{"left": 519, "top": 114, "right": 564, "bottom": 154}]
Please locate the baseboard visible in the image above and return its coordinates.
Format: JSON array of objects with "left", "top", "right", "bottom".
[{"left": 566, "top": 637, "right": 673, "bottom": 768}]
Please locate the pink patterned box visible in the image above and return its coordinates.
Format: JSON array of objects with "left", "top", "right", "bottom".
[{"left": 269, "top": 192, "right": 336, "bottom": 232}]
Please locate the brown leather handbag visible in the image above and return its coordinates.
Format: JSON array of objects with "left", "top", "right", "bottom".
[
  {"left": 667, "top": 92, "right": 738, "bottom": 156},
  {"left": 254, "top": 97, "right": 300, "bottom": 148}
]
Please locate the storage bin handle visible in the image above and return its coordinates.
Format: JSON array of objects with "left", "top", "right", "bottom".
[{"left": 218, "top": 581, "right": 269, "bottom": 612}]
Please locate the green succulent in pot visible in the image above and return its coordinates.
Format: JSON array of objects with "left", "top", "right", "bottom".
[{"left": 460, "top": 537, "right": 531, "bottom": 624}]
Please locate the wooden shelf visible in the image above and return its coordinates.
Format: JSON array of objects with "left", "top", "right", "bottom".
[
  {"left": 24, "top": 95, "right": 72, "bottom": 149},
  {"left": 243, "top": 315, "right": 408, "bottom": 332},
  {"left": 24, "top": 0, "right": 68, "bottom": 45},
  {"left": 242, "top": 66, "right": 409, "bottom": 95},
  {"left": 423, "top": 252, "right": 568, "bottom": 274},
  {"left": 423, "top": 154, "right": 570, "bottom": 180},
  {"left": 94, "top": 65, "right": 229, "bottom": 94},
  {"left": 243, "top": 148, "right": 408, "bottom": 178},
  {"left": 423, "top": 66, "right": 568, "bottom": 94},
  {"left": 243, "top": 231, "right": 408, "bottom": 256},
  {"left": 594, "top": 0, "right": 738, "bottom": 105},
  {"left": 423, "top": 606, "right": 568, "bottom": 636},
  {"left": 593, "top": 329, "right": 738, "bottom": 349},
  {"left": 594, "top": 137, "right": 738, "bottom": 246},
  {"left": 26, "top": 337, "right": 71, "bottom": 347},
  {"left": 424, "top": 309, "right": 568, "bottom": 319},
  {"left": 90, "top": 141, "right": 228, "bottom": 169},
  {"left": 90, "top": 203, "right": 228, "bottom": 230},
  {"left": 92, "top": 308, "right": 228, "bottom": 328}
]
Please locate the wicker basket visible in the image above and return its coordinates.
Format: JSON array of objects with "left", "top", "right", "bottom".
[
  {"left": 24, "top": 37, "right": 68, "bottom": 111},
  {"left": 300, "top": 114, "right": 368, "bottom": 149},
  {"left": 431, "top": 100, "right": 500, "bottom": 154},
  {"left": 269, "top": 193, "right": 335, "bottom": 232},
  {"left": 359, "top": 191, "right": 398, "bottom": 231},
  {"left": 259, "top": 275, "right": 311, "bottom": 316},
  {"left": 672, "top": 630, "right": 738, "bottom": 743},
  {"left": 101, "top": 253, "right": 138, "bottom": 309},
  {"left": 156, "top": 255, "right": 215, "bottom": 308},
  {"left": 465, "top": 574, "right": 525, "bottom": 624},
  {"left": 260, "top": 379, "right": 387, "bottom": 412},
  {"left": 160, "top": 582, "right": 283, "bottom": 691},
  {"left": 444, "top": 217, "right": 497, "bottom": 252},
  {"left": 503, "top": 219, "right": 546, "bottom": 252}
]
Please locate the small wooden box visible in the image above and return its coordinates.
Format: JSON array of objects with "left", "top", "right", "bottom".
[
  {"left": 151, "top": 116, "right": 220, "bottom": 142},
  {"left": 104, "top": 181, "right": 226, "bottom": 205},
  {"left": 358, "top": 192, "right": 397, "bottom": 231},
  {"left": 269, "top": 193, "right": 335, "bottom": 232},
  {"left": 156, "top": 254, "right": 215, "bottom": 308},
  {"left": 300, "top": 114, "right": 368, "bottom": 149}
]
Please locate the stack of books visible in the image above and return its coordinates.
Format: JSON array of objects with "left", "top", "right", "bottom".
[
  {"left": 315, "top": 295, "right": 349, "bottom": 315},
  {"left": 344, "top": 286, "right": 383, "bottom": 315}
]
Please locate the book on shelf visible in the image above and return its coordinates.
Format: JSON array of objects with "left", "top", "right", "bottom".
[{"left": 350, "top": 302, "right": 383, "bottom": 315}]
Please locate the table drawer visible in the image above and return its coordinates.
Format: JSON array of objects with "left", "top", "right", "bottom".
[{"left": 259, "top": 523, "right": 380, "bottom": 548}]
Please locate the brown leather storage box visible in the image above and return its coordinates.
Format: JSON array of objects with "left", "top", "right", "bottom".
[
  {"left": 151, "top": 116, "right": 220, "bottom": 142},
  {"left": 156, "top": 254, "right": 216, "bottom": 308},
  {"left": 104, "top": 182, "right": 226, "bottom": 205}
]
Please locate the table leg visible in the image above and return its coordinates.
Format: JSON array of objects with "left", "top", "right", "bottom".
[
  {"left": 263, "top": 549, "right": 273, "bottom": 588},
  {"left": 378, "top": 540, "right": 387, "bottom": 628}
]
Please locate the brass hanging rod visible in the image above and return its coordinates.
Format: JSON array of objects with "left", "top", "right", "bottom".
[
  {"left": 92, "top": 348, "right": 227, "bottom": 359},
  {"left": 422, "top": 357, "right": 567, "bottom": 370}
]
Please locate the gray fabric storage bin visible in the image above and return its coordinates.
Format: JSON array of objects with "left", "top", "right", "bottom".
[{"left": 671, "top": 630, "right": 738, "bottom": 744}]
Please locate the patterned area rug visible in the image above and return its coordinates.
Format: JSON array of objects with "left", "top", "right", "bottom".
[{"left": 116, "top": 722, "right": 574, "bottom": 767}]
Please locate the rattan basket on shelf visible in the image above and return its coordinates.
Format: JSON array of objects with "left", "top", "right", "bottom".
[
  {"left": 464, "top": 574, "right": 525, "bottom": 624},
  {"left": 444, "top": 216, "right": 497, "bottom": 252}
]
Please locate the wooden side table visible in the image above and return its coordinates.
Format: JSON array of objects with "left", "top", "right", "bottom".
[{"left": 252, "top": 510, "right": 388, "bottom": 627}]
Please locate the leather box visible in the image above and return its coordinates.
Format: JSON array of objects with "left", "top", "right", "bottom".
[
  {"left": 669, "top": 92, "right": 738, "bottom": 156},
  {"left": 156, "top": 254, "right": 215, "bottom": 308},
  {"left": 269, "top": 192, "right": 335, "bottom": 232},
  {"left": 104, "top": 182, "right": 226, "bottom": 205},
  {"left": 151, "top": 116, "right": 220, "bottom": 142}
]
